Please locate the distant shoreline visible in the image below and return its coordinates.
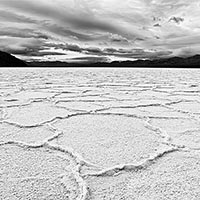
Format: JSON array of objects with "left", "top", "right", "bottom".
[{"left": 1, "top": 67, "right": 200, "bottom": 70}]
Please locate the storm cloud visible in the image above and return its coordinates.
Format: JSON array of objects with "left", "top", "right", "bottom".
[{"left": 0, "top": 0, "right": 200, "bottom": 61}]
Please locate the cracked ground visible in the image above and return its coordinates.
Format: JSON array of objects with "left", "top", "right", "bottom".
[{"left": 0, "top": 68, "right": 200, "bottom": 200}]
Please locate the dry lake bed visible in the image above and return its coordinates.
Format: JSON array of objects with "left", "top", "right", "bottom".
[{"left": 0, "top": 68, "right": 200, "bottom": 200}]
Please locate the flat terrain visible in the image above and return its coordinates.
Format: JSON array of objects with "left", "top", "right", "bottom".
[{"left": 0, "top": 68, "right": 200, "bottom": 199}]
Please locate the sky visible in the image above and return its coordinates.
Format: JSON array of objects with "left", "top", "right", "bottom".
[{"left": 0, "top": 0, "right": 200, "bottom": 62}]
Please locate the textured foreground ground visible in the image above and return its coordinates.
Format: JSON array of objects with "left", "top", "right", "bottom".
[{"left": 0, "top": 68, "right": 200, "bottom": 200}]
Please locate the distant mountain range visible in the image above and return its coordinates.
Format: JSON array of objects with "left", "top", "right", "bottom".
[
  {"left": 0, "top": 51, "right": 27, "bottom": 67},
  {"left": 0, "top": 50, "right": 200, "bottom": 67},
  {"left": 28, "top": 55, "right": 200, "bottom": 67}
]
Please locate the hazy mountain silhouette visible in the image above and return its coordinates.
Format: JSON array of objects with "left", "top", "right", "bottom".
[
  {"left": 28, "top": 55, "right": 200, "bottom": 67},
  {"left": 0, "top": 51, "right": 27, "bottom": 67}
]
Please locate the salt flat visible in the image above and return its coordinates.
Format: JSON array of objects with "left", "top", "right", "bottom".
[{"left": 0, "top": 68, "right": 200, "bottom": 200}]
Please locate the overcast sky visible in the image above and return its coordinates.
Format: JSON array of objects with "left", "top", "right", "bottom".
[{"left": 0, "top": 0, "right": 200, "bottom": 62}]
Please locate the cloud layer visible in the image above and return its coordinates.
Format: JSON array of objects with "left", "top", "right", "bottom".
[{"left": 0, "top": 0, "right": 200, "bottom": 62}]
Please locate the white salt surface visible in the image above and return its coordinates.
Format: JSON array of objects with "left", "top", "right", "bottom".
[{"left": 0, "top": 68, "right": 200, "bottom": 199}]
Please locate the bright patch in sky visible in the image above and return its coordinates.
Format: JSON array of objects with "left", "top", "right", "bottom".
[{"left": 0, "top": 0, "right": 200, "bottom": 62}]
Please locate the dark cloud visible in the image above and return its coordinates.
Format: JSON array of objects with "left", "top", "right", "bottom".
[
  {"left": 0, "top": 37, "right": 48, "bottom": 56},
  {"left": 84, "top": 47, "right": 102, "bottom": 54},
  {"left": 169, "top": 17, "right": 184, "bottom": 24},
  {"left": 104, "top": 48, "right": 118, "bottom": 53},
  {"left": 0, "top": 0, "right": 124, "bottom": 36},
  {"left": 0, "top": 28, "right": 49, "bottom": 39},
  {"left": 0, "top": 10, "right": 38, "bottom": 24},
  {"left": 153, "top": 24, "right": 161, "bottom": 27},
  {"left": 54, "top": 43, "right": 83, "bottom": 52},
  {"left": 25, "top": 51, "right": 67, "bottom": 57},
  {"left": 49, "top": 42, "right": 172, "bottom": 59},
  {"left": 43, "top": 23, "right": 96, "bottom": 41}
]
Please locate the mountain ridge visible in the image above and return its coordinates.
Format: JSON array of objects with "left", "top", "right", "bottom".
[
  {"left": 28, "top": 55, "right": 200, "bottom": 67},
  {"left": 0, "top": 50, "right": 200, "bottom": 67},
  {"left": 0, "top": 51, "right": 27, "bottom": 67}
]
